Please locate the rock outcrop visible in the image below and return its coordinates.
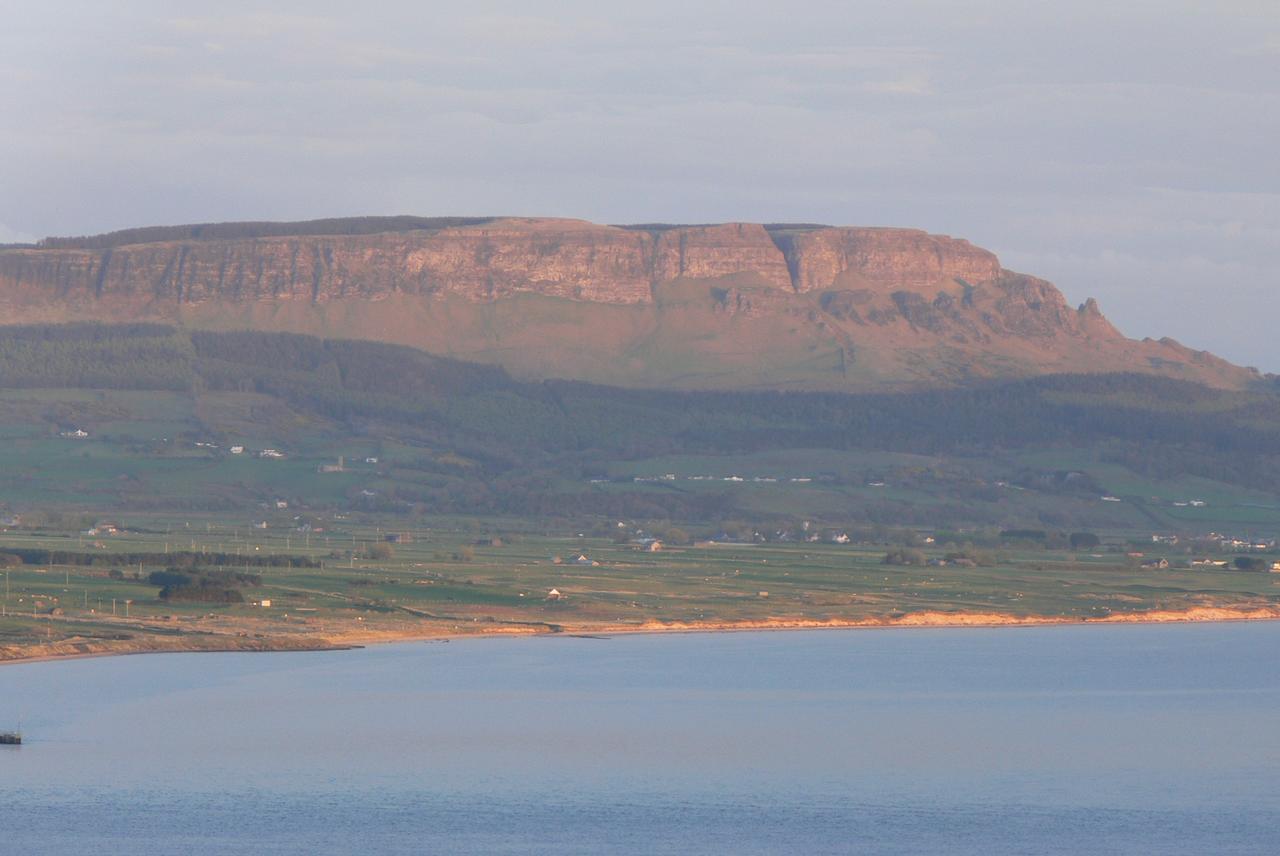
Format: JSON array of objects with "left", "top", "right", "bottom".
[
  {"left": 0, "top": 216, "right": 1255, "bottom": 391},
  {"left": 0, "top": 218, "right": 1005, "bottom": 305}
]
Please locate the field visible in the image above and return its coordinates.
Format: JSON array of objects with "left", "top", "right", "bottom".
[
  {"left": 0, "top": 329, "right": 1277, "bottom": 662},
  {"left": 2, "top": 512, "right": 1278, "bottom": 662},
  {"left": 2, "top": 386, "right": 1278, "bottom": 534}
]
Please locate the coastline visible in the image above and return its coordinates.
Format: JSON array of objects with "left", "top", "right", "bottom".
[{"left": 4, "top": 605, "right": 1279, "bottom": 667}]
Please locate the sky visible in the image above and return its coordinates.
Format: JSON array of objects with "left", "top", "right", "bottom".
[{"left": 1, "top": 1, "right": 1276, "bottom": 370}]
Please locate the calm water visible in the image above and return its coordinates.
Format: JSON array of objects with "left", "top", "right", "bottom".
[{"left": 2, "top": 623, "right": 1279, "bottom": 854}]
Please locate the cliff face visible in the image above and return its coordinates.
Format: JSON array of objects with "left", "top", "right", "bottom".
[
  {"left": 0, "top": 218, "right": 1004, "bottom": 305},
  {"left": 785, "top": 227, "right": 1001, "bottom": 293},
  {"left": 0, "top": 217, "right": 1254, "bottom": 391}
]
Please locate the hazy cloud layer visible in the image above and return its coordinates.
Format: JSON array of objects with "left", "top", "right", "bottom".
[{"left": 2, "top": 1, "right": 1276, "bottom": 369}]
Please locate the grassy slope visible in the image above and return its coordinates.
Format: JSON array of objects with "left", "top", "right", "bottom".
[
  {"left": 7, "top": 278, "right": 1253, "bottom": 392},
  {"left": 0, "top": 385, "right": 1276, "bottom": 533},
  {"left": 0, "top": 324, "right": 1275, "bottom": 534}
]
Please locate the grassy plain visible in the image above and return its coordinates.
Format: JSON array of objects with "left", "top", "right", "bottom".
[{"left": 2, "top": 513, "right": 1277, "bottom": 663}]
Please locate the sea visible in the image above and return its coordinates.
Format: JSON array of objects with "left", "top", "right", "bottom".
[{"left": 2, "top": 623, "right": 1279, "bottom": 854}]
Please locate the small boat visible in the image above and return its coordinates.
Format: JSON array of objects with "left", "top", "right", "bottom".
[{"left": 0, "top": 731, "right": 21, "bottom": 745}]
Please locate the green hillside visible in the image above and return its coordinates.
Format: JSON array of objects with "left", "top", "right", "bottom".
[{"left": 0, "top": 323, "right": 1276, "bottom": 534}]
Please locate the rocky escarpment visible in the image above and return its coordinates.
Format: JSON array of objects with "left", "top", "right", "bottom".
[
  {"left": 0, "top": 217, "right": 1255, "bottom": 391},
  {"left": 0, "top": 218, "right": 1001, "bottom": 305}
]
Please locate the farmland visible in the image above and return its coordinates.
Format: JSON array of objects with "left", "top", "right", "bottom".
[
  {"left": 0, "top": 325, "right": 1277, "bottom": 662},
  {"left": 2, "top": 512, "right": 1278, "bottom": 662}
]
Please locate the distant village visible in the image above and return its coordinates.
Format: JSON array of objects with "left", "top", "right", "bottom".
[{"left": 31, "top": 433, "right": 1279, "bottom": 574}]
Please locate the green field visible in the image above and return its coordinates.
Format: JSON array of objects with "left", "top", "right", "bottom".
[
  {"left": 2, "top": 389, "right": 1277, "bottom": 535},
  {"left": 2, "top": 512, "right": 1277, "bottom": 659},
  {"left": 0, "top": 327, "right": 1277, "bottom": 660}
]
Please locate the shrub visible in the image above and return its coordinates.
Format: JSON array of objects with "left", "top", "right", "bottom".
[
  {"left": 1069, "top": 532, "right": 1101, "bottom": 550},
  {"left": 883, "top": 547, "right": 927, "bottom": 566}
]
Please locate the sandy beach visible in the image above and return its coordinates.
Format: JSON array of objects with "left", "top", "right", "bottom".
[{"left": 5, "top": 605, "right": 1280, "bottom": 667}]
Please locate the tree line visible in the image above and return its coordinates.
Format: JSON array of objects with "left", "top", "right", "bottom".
[
  {"left": 29, "top": 216, "right": 497, "bottom": 250},
  {"left": 0, "top": 548, "right": 320, "bottom": 569}
]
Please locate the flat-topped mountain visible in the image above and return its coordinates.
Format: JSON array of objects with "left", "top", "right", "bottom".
[{"left": 0, "top": 216, "right": 1254, "bottom": 390}]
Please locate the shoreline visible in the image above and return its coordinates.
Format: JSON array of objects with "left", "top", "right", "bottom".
[{"left": 3, "top": 605, "right": 1279, "bottom": 667}]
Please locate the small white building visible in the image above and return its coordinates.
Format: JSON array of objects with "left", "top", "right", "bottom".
[
  {"left": 229, "top": 446, "right": 245, "bottom": 455},
  {"left": 546, "top": 588, "right": 563, "bottom": 601}
]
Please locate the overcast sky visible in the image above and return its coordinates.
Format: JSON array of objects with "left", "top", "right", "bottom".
[{"left": 2, "top": 1, "right": 1276, "bottom": 370}]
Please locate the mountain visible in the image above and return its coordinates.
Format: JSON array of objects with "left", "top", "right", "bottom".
[{"left": 0, "top": 216, "right": 1256, "bottom": 391}]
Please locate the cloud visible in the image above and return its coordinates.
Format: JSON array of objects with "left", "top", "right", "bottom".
[
  {"left": 1000, "top": 247, "right": 1276, "bottom": 371},
  {"left": 0, "top": 223, "right": 35, "bottom": 244},
  {"left": 859, "top": 73, "right": 933, "bottom": 96}
]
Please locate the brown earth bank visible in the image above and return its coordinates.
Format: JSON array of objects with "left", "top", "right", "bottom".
[
  {"left": 5, "top": 605, "right": 1278, "bottom": 666},
  {"left": 0, "top": 217, "right": 1256, "bottom": 391}
]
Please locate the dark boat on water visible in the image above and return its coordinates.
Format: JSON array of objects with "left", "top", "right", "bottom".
[{"left": 0, "top": 731, "right": 21, "bottom": 745}]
